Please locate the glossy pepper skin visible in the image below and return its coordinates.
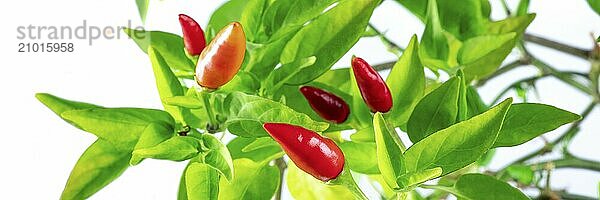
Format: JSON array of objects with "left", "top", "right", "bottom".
[
  {"left": 178, "top": 14, "right": 206, "bottom": 56},
  {"left": 263, "top": 123, "right": 344, "bottom": 182},
  {"left": 351, "top": 56, "right": 393, "bottom": 113},
  {"left": 195, "top": 22, "right": 246, "bottom": 89},
  {"left": 300, "top": 86, "right": 350, "bottom": 124}
]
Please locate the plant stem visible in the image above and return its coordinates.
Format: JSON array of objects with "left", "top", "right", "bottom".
[
  {"left": 530, "top": 59, "right": 593, "bottom": 95},
  {"left": 373, "top": 61, "right": 396, "bottom": 71},
  {"left": 368, "top": 23, "right": 405, "bottom": 56},
  {"left": 199, "top": 90, "right": 219, "bottom": 133},
  {"left": 331, "top": 168, "right": 368, "bottom": 200},
  {"left": 477, "top": 60, "right": 529, "bottom": 86},
  {"left": 524, "top": 33, "right": 590, "bottom": 59},
  {"left": 529, "top": 155, "right": 600, "bottom": 172},
  {"left": 274, "top": 158, "right": 287, "bottom": 200}
]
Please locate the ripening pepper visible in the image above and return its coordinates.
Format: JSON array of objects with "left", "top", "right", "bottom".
[
  {"left": 300, "top": 86, "right": 350, "bottom": 124},
  {"left": 263, "top": 123, "right": 345, "bottom": 182},
  {"left": 351, "top": 56, "right": 393, "bottom": 113},
  {"left": 178, "top": 14, "right": 206, "bottom": 56},
  {"left": 195, "top": 22, "right": 246, "bottom": 89}
]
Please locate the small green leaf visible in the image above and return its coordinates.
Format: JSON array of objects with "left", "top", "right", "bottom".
[
  {"left": 60, "top": 108, "right": 174, "bottom": 150},
  {"left": 281, "top": 0, "right": 380, "bottom": 84},
  {"left": 130, "top": 122, "right": 176, "bottom": 163},
  {"left": 373, "top": 113, "right": 406, "bottom": 189},
  {"left": 224, "top": 92, "right": 329, "bottom": 137},
  {"left": 206, "top": 0, "right": 249, "bottom": 41},
  {"left": 240, "top": 0, "right": 269, "bottom": 43},
  {"left": 163, "top": 96, "right": 203, "bottom": 109},
  {"left": 242, "top": 137, "right": 278, "bottom": 153},
  {"left": 587, "top": 0, "right": 600, "bottom": 16},
  {"left": 493, "top": 103, "right": 581, "bottom": 147},
  {"left": 287, "top": 162, "right": 354, "bottom": 199},
  {"left": 227, "top": 137, "right": 283, "bottom": 163},
  {"left": 419, "top": 0, "right": 450, "bottom": 71},
  {"left": 131, "top": 136, "right": 201, "bottom": 165},
  {"left": 350, "top": 126, "right": 376, "bottom": 142},
  {"left": 486, "top": 14, "right": 535, "bottom": 36},
  {"left": 396, "top": 167, "right": 442, "bottom": 191},
  {"left": 466, "top": 86, "right": 488, "bottom": 118},
  {"left": 220, "top": 71, "right": 261, "bottom": 94},
  {"left": 219, "top": 159, "right": 280, "bottom": 200},
  {"left": 440, "top": 173, "right": 529, "bottom": 200},
  {"left": 262, "top": 0, "right": 338, "bottom": 38},
  {"left": 202, "top": 134, "right": 234, "bottom": 181},
  {"left": 186, "top": 162, "right": 220, "bottom": 200},
  {"left": 339, "top": 141, "right": 379, "bottom": 174},
  {"left": 148, "top": 46, "right": 187, "bottom": 123},
  {"left": 36, "top": 93, "right": 100, "bottom": 115},
  {"left": 60, "top": 140, "right": 131, "bottom": 200},
  {"left": 459, "top": 33, "right": 517, "bottom": 81},
  {"left": 456, "top": 70, "right": 469, "bottom": 122},
  {"left": 407, "top": 77, "right": 460, "bottom": 143},
  {"left": 405, "top": 98, "right": 512, "bottom": 176},
  {"left": 123, "top": 28, "right": 195, "bottom": 73},
  {"left": 386, "top": 35, "right": 425, "bottom": 127},
  {"left": 135, "top": 0, "right": 149, "bottom": 23},
  {"left": 506, "top": 164, "right": 534, "bottom": 185}
]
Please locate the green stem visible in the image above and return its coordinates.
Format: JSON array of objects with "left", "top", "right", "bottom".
[
  {"left": 330, "top": 168, "right": 368, "bottom": 200},
  {"left": 477, "top": 60, "right": 528, "bottom": 86},
  {"left": 524, "top": 33, "right": 590, "bottom": 60},
  {"left": 274, "top": 158, "right": 287, "bottom": 200},
  {"left": 372, "top": 61, "right": 396, "bottom": 71},
  {"left": 528, "top": 155, "right": 600, "bottom": 172},
  {"left": 368, "top": 23, "right": 405, "bottom": 56},
  {"left": 531, "top": 59, "right": 593, "bottom": 95},
  {"left": 199, "top": 90, "right": 219, "bottom": 133}
]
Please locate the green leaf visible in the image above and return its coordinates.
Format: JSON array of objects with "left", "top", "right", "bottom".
[
  {"left": 493, "top": 103, "right": 581, "bottom": 147},
  {"left": 460, "top": 33, "right": 517, "bottom": 81},
  {"left": 404, "top": 98, "right": 512, "bottom": 176},
  {"left": 36, "top": 93, "right": 101, "bottom": 115},
  {"left": 286, "top": 162, "right": 354, "bottom": 199},
  {"left": 339, "top": 141, "right": 379, "bottom": 174},
  {"left": 349, "top": 69, "right": 374, "bottom": 128},
  {"left": 456, "top": 70, "right": 469, "bottom": 122},
  {"left": 505, "top": 164, "right": 534, "bottom": 185},
  {"left": 265, "top": 56, "right": 316, "bottom": 90},
  {"left": 281, "top": 0, "right": 380, "bottom": 84},
  {"left": 178, "top": 163, "right": 188, "bottom": 200},
  {"left": 374, "top": 113, "right": 406, "bottom": 189},
  {"left": 164, "top": 96, "right": 203, "bottom": 109},
  {"left": 419, "top": 0, "right": 450, "bottom": 71},
  {"left": 206, "top": 0, "right": 249, "bottom": 41},
  {"left": 466, "top": 86, "right": 488, "bottom": 118},
  {"left": 135, "top": 0, "right": 149, "bottom": 23},
  {"left": 219, "top": 71, "right": 261, "bottom": 94},
  {"left": 123, "top": 28, "right": 195, "bottom": 73},
  {"left": 218, "top": 159, "right": 280, "bottom": 200},
  {"left": 202, "top": 134, "right": 235, "bottom": 181},
  {"left": 487, "top": 14, "right": 535, "bottom": 36},
  {"left": 407, "top": 77, "right": 460, "bottom": 143},
  {"left": 131, "top": 136, "right": 201, "bottom": 165},
  {"left": 587, "top": 0, "right": 600, "bottom": 16},
  {"left": 262, "top": 0, "right": 338, "bottom": 38},
  {"left": 60, "top": 108, "right": 174, "bottom": 150},
  {"left": 131, "top": 122, "right": 176, "bottom": 160},
  {"left": 227, "top": 137, "right": 283, "bottom": 163},
  {"left": 186, "top": 162, "right": 220, "bottom": 200},
  {"left": 435, "top": 173, "right": 529, "bottom": 200},
  {"left": 350, "top": 126, "right": 376, "bottom": 142},
  {"left": 242, "top": 137, "right": 278, "bottom": 153},
  {"left": 386, "top": 35, "right": 425, "bottom": 127},
  {"left": 224, "top": 92, "right": 328, "bottom": 137},
  {"left": 148, "top": 46, "right": 187, "bottom": 123},
  {"left": 240, "top": 0, "right": 269, "bottom": 43},
  {"left": 61, "top": 140, "right": 131, "bottom": 200},
  {"left": 396, "top": 167, "right": 442, "bottom": 191},
  {"left": 393, "top": 0, "right": 427, "bottom": 21},
  {"left": 436, "top": 0, "right": 487, "bottom": 40}
]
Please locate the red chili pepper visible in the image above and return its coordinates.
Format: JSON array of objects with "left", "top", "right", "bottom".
[
  {"left": 178, "top": 14, "right": 206, "bottom": 56},
  {"left": 351, "top": 56, "right": 393, "bottom": 113},
  {"left": 263, "top": 123, "right": 344, "bottom": 182},
  {"left": 300, "top": 86, "right": 350, "bottom": 124},
  {"left": 195, "top": 22, "right": 246, "bottom": 89}
]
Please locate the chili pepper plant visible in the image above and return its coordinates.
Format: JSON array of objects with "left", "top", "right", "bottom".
[{"left": 38, "top": 0, "right": 600, "bottom": 199}]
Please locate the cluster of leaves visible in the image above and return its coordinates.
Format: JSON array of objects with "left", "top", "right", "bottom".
[{"left": 40, "top": 0, "right": 599, "bottom": 199}]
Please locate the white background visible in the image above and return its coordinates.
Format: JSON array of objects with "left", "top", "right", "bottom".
[{"left": 0, "top": 0, "right": 599, "bottom": 199}]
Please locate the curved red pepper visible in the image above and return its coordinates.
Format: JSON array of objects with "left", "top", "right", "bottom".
[
  {"left": 195, "top": 22, "right": 246, "bottom": 89},
  {"left": 351, "top": 56, "right": 393, "bottom": 113},
  {"left": 300, "top": 86, "right": 350, "bottom": 124},
  {"left": 263, "top": 123, "right": 344, "bottom": 182},
  {"left": 178, "top": 14, "right": 206, "bottom": 56}
]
